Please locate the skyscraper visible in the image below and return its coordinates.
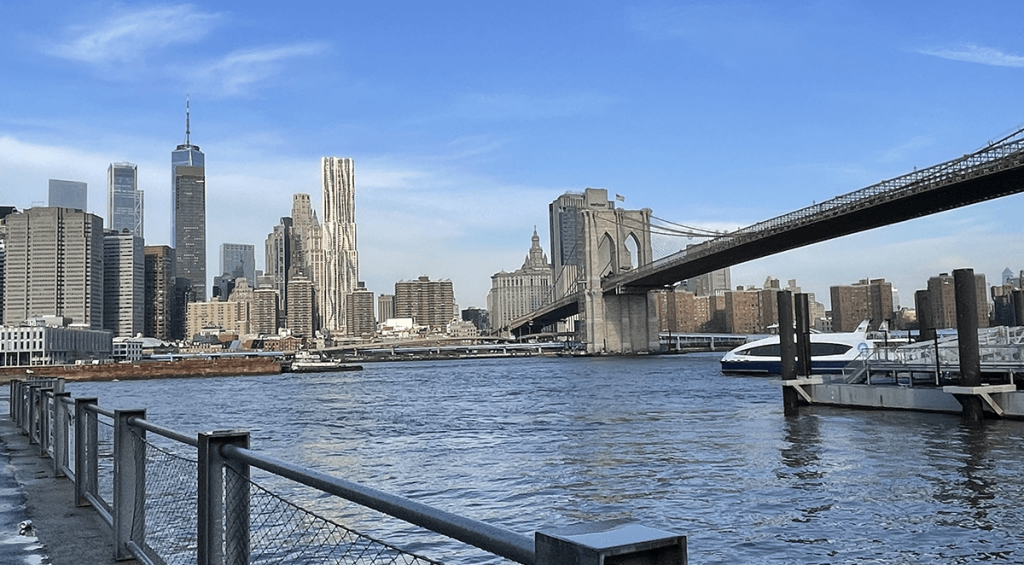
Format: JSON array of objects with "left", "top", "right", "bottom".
[
  {"left": 172, "top": 98, "right": 207, "bottom": 302},
  {"left": 4, "top": 207, "right": 104, "bottom": 328},
  {"left": 286, "top": 274, "right": 315, "bottom": 337},
  {"left": 487, "top": 229, "right": 554, "bottom": 330},
  {"left": 265, "top": 217, "right": 293, "bottom": 324},
  {"left": 291, "top": 193, "right": 323, "bottom": 331},
  {"left": 48, "top": 179, "right": 87, "bottom": 210},
  {"left": 219, "top": 243, "right": 256, "bottom": 286},
  {"left": 345, "top": 282, "right": 375, "bottom": 337},
  {"left": 144, "top": 245, "right": 175, "bottom": 340},
  {"left": 320, "top": 157, "right": 358, "bottom": 332},
  {"left": 103, "top": 230, "right": 144, "bottom": 337},
  {"left": 290, "top": 193, "right": 322, "bottom": 279},
  {"left": 395, "top": 276, "right": 455, "bottom": 330},
  {"left": 107, "top": 162, "right": 144, "bottom": 238},
  {"left": 549, "top": 188, "right": 612, "bottom": 299}
]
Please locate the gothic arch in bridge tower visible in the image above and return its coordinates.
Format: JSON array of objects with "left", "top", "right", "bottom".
[
  {"left": 597, "top": 233, "right": 616, "bottom": 278},
  {"left": 579, "top": 205, "right": 659, "bottom": 354},
  {"left": 624, "top": 232, "right": 641, "bottom": 270}
]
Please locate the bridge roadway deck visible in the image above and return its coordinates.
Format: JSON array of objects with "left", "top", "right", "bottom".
[
  {"left": 508, "top": 127, "right": 1024, "bottom": 334},
  {"left": 0, "top": 393, "right": 133, "bottom": 565}
]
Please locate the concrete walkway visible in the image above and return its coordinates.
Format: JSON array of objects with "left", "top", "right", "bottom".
[{"left": 0, "top": 393, "right": 135, "bottom": 564}]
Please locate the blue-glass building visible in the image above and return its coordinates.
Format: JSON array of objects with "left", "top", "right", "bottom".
[{"left": 171, "top": 99, "right": 207, "bottom": 302}]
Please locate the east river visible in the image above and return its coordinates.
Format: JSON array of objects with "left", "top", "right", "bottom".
[{"left": 64, "top": 354, "right": 1024, "bottom": 564}]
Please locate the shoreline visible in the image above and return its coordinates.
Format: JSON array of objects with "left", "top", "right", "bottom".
[
  {"left": 0, "top": 355, "right": 281, "bottom": 385},
  {"left": 0, "top": 348, "right": 725, "bottom": 384}
]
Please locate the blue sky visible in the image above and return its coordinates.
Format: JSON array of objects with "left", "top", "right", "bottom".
[{"left": 3, "top": 2, "right": 1024, "bottom": 310}]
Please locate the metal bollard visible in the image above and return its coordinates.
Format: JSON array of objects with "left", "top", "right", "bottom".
[
  {"left": 198, "top": 430, "right": 250, "bottom": 565},
  {"left": 535, "top": 520, "right": 686, "bottom": 564},
  {"left": 113, "top": 409, "right": 146, "bottom": 561}
]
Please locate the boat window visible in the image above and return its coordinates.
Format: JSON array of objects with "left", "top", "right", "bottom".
[
  {"left": 809, "top": 343, "right": 853, "bottom": 356},
  {"left": 739, "top": 344, "right": 782, "bottom": 356},
  {"left": 737, "top": 343, "right": 852, "bottom": 356}
]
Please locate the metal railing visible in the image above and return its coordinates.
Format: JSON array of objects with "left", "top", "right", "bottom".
[
  {"left": 842, "top": 339, "right": 1024, "bottom": 386},
  {"left": 6, "top": 379, "right": 686, "bottom": 564}
]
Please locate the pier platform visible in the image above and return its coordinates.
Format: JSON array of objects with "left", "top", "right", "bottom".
[
  {"left": 779, "top": 377, "right": 1024, "bottom": 418},
  {"left": 0, "top": 395, "right": 131, "bottom": 564}
]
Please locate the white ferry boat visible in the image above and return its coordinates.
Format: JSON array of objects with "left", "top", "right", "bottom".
[{"left": 720, "top": 320, "right": 874, "bottom": 374}]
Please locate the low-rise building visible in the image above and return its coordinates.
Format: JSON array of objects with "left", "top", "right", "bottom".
[
  {"left": 0, "top": 322, "right": 112, "bottom": 366},
  {"left": 447, "top": 319, "right": 478, "bottom": 338},
  {"left": 112, "top": 337, "right": 144, "bottom": 362}
]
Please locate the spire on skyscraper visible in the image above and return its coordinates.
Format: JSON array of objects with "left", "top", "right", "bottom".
[
  {"left": 177, "top": 95, "right": 199, "bottom": 152},
  {"left": 185, "top": 94, "right": 191, "bottom": 146}
]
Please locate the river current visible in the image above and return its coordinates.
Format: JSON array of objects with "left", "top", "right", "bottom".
[{"left": 66, "top": 354, "right": 1024, "bottom": 564}]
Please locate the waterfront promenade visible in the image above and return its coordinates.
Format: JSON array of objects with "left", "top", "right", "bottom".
[{"left": 0, "top": 393, "right": 133, "bottom": 564}]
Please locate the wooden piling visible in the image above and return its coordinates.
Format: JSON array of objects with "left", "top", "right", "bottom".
[
  {"left": 777, "top": 291, "right": 800, "bottom": 416},
  {"left": 953, "top": 268, "right": 984, "bottom": 422},
  {"left": 795, "top": 293, "right": 812, "bottom": 377}
]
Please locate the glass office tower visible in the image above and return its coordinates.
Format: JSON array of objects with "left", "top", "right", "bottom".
[
  {"left": 172, "top": 99, "right": 207, "bottom": 302},
  {"left": 107, "top": 162, "right": 143, "bottom": 237}
]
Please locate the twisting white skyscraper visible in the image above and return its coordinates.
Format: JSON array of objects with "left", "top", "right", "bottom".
[{"left": 320, "top": 157, "right": 358, "bottom": 332}]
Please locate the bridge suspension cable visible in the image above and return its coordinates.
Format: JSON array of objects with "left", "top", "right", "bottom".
[
  {"left": 650, "top": 215, "right": 728, "bottom": 238},
  {"left": 612, "top": 214, "right": 727, "bottom": 239}
]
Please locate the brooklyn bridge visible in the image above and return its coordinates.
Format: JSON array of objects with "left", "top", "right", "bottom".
[{"left": 505, "top": 126, "right": 1024, "bottom": 353}]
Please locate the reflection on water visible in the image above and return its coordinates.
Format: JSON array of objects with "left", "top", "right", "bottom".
[{"left": 66, "top": 354, "right": 1024, "bottom": 564}]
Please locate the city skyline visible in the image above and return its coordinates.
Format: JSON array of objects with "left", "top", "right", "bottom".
[{"left": 3, "top": 3, "right": 1024, "bottom": 309}]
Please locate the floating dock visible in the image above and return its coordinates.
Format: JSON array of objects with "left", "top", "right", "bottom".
[{"left": 777, "top": 376, "right": 1024, "bottom": 419}]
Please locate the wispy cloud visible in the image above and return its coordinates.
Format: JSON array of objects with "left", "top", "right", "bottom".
[
  {"left": 879, "top": 135, "right": 934, "bottom": 163},
  {"left": 191, "top": 42, "right": 330, "bottom": 97},
  {"left": 627, "top": 4, "right": 789, "bottom": 49},
  {"left": 449, "top": 91, "right": 616, "bottom": 121},
  {"left": 46, "top": 4, "right": 221, "bottom": 64},
  {"left": 918, "top": 44, "right": 1024, "bottom": 68}
]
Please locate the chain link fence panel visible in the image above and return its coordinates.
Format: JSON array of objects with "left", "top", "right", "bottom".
[{"left": 228, "top": 466, "right": 443, "bottom": 565}]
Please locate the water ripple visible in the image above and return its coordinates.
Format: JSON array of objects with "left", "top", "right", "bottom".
[{"left": 68, "top": 354, "right": 1024, "bottom": 564}]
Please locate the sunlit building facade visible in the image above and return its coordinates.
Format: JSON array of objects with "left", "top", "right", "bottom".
[{"left": 320, "top": 157, "right": 358, "bottom": 332}]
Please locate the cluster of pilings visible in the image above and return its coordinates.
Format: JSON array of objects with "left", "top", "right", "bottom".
[{"left": 777, "top": 268, "right": 994, "bottom": 422}]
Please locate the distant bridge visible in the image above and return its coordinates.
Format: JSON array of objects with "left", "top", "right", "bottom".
[{"left": 508, "top": 127, "right": 1024, "bottom": 351}]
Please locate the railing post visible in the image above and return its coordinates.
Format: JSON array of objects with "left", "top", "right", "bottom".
[
  {"left": 24, "top": 384, "right": 34, "bottom": 437},
  {"left": 11, "top": 380, "right": 22, "bottom": 429},
  {"left": 52, "top": 392, "right": 71, "bottom": 478},
  {"left": 8, "top": 379, "right": 18, "bottom": 420},
  {"left": 113, "top": 409, "right": 146, "bottom": 561},
  {"left": 536, "top": 520, "right": 686, "bottom": 565},
  {"left": 75, "top": 398, "right": 99, "bottom": 507},
  {"left": 198, "top": 430, "right": 250, "bottom": 565},
  {"left": 40, "top": 389, "right": 54, "bottom": 457},
  {"left": 27, "top": 385, "right": 45, "bottom": 443}
]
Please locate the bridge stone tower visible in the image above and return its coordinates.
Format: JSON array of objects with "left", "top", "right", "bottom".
[{"left": 578, "top": 192, "right": 659, "bottom": 353}]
